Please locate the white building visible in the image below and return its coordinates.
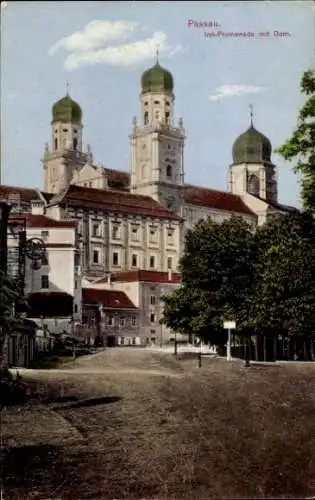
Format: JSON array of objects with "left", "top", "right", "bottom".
[
  {"left": 0, "top": 58, "right": 297, "bottom": 343},
  {"left": 7, "top": 200, "right": 81, "bottom": 333}
]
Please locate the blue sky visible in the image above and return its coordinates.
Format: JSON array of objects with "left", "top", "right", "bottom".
[{"left": 1, "top": 0, "right": 314, "bottom": 207}]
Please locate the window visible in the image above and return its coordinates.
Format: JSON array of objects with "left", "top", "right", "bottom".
[
  {"left": 41, "top": 230, "right": 49, "bottom": 241},
  {"left": 41, "top": 275, "right": 49, "bottom": 289},
  {"left": 166, "top": 165, "right": 172, "bottom": 178},
  {"left": 167, "top": 144, "right": 172, "bottom": 150},
  {"left": 150, "top": 313, "right": 156, "bottom": 323},
  {"left": 54, "top": 138, "right": 58, "bottom": 150},
  {"left": 74, "top": 129, "right": 77, "bottom": 133},
  {"left": 92, "top": 223, "right": 100, "bottom": 237},
  {"left": 120, "top": 317, "right": 125, "bottom": 327},
  {"left": 63, "top": 128, "right": 68, "bottom": 132},
  {"left": 73, "top": 138, "right": 78, "bottom": 150},
  {"left": 167, "top": 202, "right": 173, "bottom": 210},
  {"left": 93, "top": 250, "right": 100, "bottom": 264},
  {"left": 166, "top": 101, "right": 170, "bottom": 106},
  {"left": 41, "top": 252, "right": 49, "bottom": 266},
  {"left": 149, "top": 256, "right": 155, "bottom": 269},
  {"left": 144, "top": 111, "right": 149, "bottom": 125},
  {"left": 167, "top": 228, "right": 174, "bottom": 244},
  {"left": 120, "top": 336, "right": 125, "bottom": 345},
  {"left": 149, "top": 227, "right": 157, "bottom": 243},
  {"left": 150, "top": 295, "right": 156, "bottom": 305},
  {"left": 112, "top": 252, "right": 119, "bottom": 266},
  {"left": 74, "top": 304, "right": 78, "bottom": 313},
  {"left": 131, "top": 225, "right": 139, "bottom": 241},
  {"left": 154, "top": 100, "right": 160, "bottom": 104},
  {"left": 165, "top": 111, "right": 170, "bottom": 123},
  {"left": 89, "top": 182, "right": 92, "bottom": 187},
  {"left": 144, "top": 101, "right": 148, "bottom": 106},
  {"left": 132, "top": 337, "right": 136, "bottom": 345},
  {"left": 167, "top": 257, "right": 172, "bottom": 269},
  {"left": 131, "top": 316, "right": 136, "bottom": 327},
  {"left": 108, "top": 316, "right": 113, "bottom": 326},
  {"left": 132, "top": 254, "right": 138, "bottom": 267},
  {"left": 112, "top": 224, "right": 120, "bottom": 240}
]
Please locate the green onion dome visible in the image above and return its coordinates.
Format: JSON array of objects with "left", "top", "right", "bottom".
[
  {"left": 52, "top": 94, "right": 82, "bottom": 124},
  {"left": 141, "top": 62, "right": 174, "bottom": 93},
  {"left": 232, "top": 123, "right": 272, "bottom": 164}
]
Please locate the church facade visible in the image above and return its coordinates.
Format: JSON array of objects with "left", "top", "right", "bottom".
[{"left": 0, "top": 59, "right": 297, "bottom": 345}]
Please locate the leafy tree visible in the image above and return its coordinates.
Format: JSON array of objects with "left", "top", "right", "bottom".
[
  {"left": 253, "top": 212, "right": 315, "bottom": 349},
  {"left": 161, "top": 216, "right": 256, "bottom": 347},
  {"left": 276, "top": 69, "right": 315, "bottom": 212}
]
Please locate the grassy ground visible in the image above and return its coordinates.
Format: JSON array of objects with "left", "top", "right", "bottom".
[{"left": 2, "top": 349, "right": 315, "bottom": 499}]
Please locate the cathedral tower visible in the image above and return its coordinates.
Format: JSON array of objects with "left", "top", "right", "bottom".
[
  {"left": 129, "top": 55, "right": 185, "bottom": 214},
  {"left": 42, "top": 90, "right": 92, "bottom": 194},
  {"left": 228, "top": 109, "right": 277, "bottom": 203}
]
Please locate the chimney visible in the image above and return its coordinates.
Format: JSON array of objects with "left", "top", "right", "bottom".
[
  {"left": 31, "top": 199, "right": 45, "bottom": 215},
  {"left": 168, "top": 269, "right": 172, "bottom": 282}
]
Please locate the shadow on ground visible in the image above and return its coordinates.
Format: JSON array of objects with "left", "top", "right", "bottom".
[{"left": 53, "top": 395, "right": 122, "bottom": 410}]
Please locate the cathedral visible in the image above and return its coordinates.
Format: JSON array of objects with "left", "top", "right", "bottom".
[
  {"left": 0, "top": 58, "right": 297, "bottom": 345},
  {"left": 39, "top": 57, "right": 295, "bottom": 279}
]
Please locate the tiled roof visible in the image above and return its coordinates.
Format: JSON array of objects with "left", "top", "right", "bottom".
[
  {"left": 9, "top": 213, "right": 77, "bottom": 228},
  {"left": 87, "top": 169, "right": 255, "bottom": 216},
  {"left": 82, "top": 288, "right": 137, "bottom": 309},
  {"left": 184, "top": 184, "right": 255, "bottom": 215},
  {"left": 0, "top": 185, "right": 42, "bottom": 203},
  {"left": 103, "top": 168, "right": 129, "bottom": 191},
  {"left": 49, "top": 184, "right": 181, "bottom": 220},
  {"left": 107, "top": 270, "right": 181, "bottom": 284}
]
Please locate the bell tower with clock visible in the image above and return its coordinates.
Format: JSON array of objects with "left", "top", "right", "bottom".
[{"left": 129, "top": 55, "right": 186, "bottom": 215}]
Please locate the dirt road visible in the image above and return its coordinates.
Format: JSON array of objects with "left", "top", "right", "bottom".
[{"left": 3, "top": 348, "right": 315, "bottom": 500}]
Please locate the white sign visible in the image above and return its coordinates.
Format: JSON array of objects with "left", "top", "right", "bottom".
[{"left": 223, "top": 321, "right": 236, "bottom": 330}]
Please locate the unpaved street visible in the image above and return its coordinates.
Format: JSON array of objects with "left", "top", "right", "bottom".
[{"left": 2, "top": 348, "right": 315, "bottom": 500}]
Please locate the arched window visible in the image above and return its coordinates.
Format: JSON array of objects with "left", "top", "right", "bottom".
[
  {"left": 54, "top": 138, "right": 58, "bottom": 150},
  {"left": 73, "top": 137, "right": 78, "bottom": 150},
  {"left": 166, "top": 165, "right": 172, "bottom": 178},
  {"left": 144, "top": 111, "right": 149, "bottom": 125},
  {"left": 247, "top": 174, "right": 260, "bottom": 196}
]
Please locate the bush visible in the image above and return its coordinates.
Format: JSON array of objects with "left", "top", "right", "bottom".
[{"left": 0, "top": 368, "right": 27, "bottom": 406}]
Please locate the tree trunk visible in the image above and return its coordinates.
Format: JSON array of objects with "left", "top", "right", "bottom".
[
  {"left": 255, "top": 334, "right": 259, "bottom": 361},
  {"left": 263, "top": 336, "right": 267, "bottom": 362},
  {"left": 244, "top": 336, "right": 250, "bottom": 367},
  {"left": 303, "top": 339, "right": 307, "bottom": 361},
  {"left": 310, "top": 338, "right": 315, "bottom": 362}
]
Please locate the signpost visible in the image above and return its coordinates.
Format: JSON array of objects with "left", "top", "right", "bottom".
[{"left": 223, "top": 321, "right": 236, "bottom": 362}]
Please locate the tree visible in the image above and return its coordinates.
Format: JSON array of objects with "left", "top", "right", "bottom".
[
  {"left": 253, "top": 212, "right": 315, "bottom": 359},
  {"left": 161, "top": 216, "right": 256, "bottom": 349},
  {"left": 276, "top": 69, "right": 315, "bottom": 212}
]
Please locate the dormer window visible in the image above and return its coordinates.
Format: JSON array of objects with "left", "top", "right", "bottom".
[{"left": 166, "top": 165, "right": 172, "bottom": 178}]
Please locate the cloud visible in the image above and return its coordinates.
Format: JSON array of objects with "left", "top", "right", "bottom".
[
  {"left": 209, "top": 85, "right": 266, "bottom": 101},
  {"left": 49, "top": 19, "right": 185, "bottom": 70},
  {"left": 49, "top": 20, "right": 139, "bottom": 55}
]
